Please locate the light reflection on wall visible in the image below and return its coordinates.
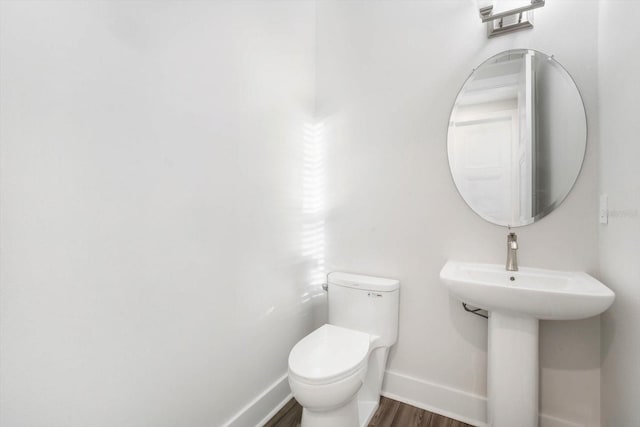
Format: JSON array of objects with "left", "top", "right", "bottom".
[{"left": 301, "top": 121, "right": 326, "bottom": 301}]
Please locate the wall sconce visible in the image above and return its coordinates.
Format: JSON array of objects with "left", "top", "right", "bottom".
[{"left": 479, "top": 0, "right": 545, "bottom": 38}]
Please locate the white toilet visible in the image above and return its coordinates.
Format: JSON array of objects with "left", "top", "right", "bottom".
[{"left": 288, "top": 272, "right": 400, "bottom": 427}]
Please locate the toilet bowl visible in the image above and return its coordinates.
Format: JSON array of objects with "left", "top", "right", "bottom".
[
  {"left": 288, "top": 325, "right": 372, "bottom": 427},
  {"left": 287, "top": 272, "right": 400, "bottom": 427}
]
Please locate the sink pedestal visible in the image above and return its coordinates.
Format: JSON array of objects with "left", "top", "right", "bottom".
[{"left": 488, "top": 312, "right": 538, "bottom": 427}]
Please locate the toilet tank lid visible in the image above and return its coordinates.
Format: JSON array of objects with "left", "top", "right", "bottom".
[{"left": 328, "top": 272, "right": 399, "bottom": 292}]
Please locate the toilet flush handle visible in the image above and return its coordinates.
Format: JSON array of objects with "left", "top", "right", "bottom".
[{"left": 322, "top": 283, "right": 328, "bottom": 292}]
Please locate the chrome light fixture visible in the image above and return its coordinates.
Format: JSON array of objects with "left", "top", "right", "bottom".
[{"left": 479, "top": 0, "right": 545, "bottom": 38}]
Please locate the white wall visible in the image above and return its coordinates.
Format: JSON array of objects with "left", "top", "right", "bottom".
[
  {"left": 316, "top": 1, "right": 601, "bottom": 425},
  {"left": 0, "top": 2, "right": 321, "bottom": 426},
  {"left": 598, "top": 1, "right": 640, "bottom": 426}
]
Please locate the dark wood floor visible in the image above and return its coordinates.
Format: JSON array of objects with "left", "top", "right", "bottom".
[{"left": 264, "top": 396, "right": 472, "bottom": 427}]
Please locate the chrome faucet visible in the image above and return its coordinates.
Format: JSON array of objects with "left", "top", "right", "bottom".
[{"left": 506, "top": 232, "right": 518, "bottom": 271}]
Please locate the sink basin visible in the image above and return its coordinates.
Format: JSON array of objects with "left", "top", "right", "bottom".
[
  {"left": 440, "top": 260, "right": 615, "bottom": 320},
  {"left": 440, "top": 260, "right": 615, "bottom": 427}
]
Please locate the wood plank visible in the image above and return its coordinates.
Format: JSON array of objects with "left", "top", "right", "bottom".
[
  {"left": 263, "top": 398, "right": 300, "bottom": 427},
  {"left": 429, "top": 412, "right": 453, "bottom": 427},
  {"left": 390, "top": 402, "right": 426, "bottom": 427},
  {"left": 421, "top": 410, "right": 434, "bottom": 427},
  {"left": 263, "top": 395, "right": 473, "bottom": 427},
  {"left": 450, "top": 416, "right": 472, "bottom": 427},
  {"left": 275, "top": 403, "right": 302, "bottom": 427},
  {"left": 368, "top": 396, "right": 401, "bottom": 427}
]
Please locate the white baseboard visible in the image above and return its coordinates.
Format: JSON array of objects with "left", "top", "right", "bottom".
[
  {"left": 382, "top": 370, "right": 586, "bottom": 427},
  {"left": 540, "top": 414, "right": 584, "bottom": 427},
  {"left": 221, "top": 373, "right": 292, "bottom": 427},
  {"left": 221, "top": 369, "right": 586, "bottom": 427},
  {"left": 382, "top": 370, "right": 488, "bottom": 427}
]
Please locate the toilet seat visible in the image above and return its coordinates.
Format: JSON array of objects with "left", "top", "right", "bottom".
[{"left": 288, "top": 324, "right": 371, "bottom": 385}]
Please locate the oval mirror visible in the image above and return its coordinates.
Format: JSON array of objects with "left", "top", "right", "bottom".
[{"left": 447, "top": 49, "right": 586, "bottom": 227}]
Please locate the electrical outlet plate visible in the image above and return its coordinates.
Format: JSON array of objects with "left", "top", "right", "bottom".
[{"left": 600, "top": 194, "right": 608, "bottom": 224}]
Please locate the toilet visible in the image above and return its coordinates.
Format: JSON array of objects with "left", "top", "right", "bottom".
[{"left": 288, "top": 272, "right": 400, "bottom": 427}]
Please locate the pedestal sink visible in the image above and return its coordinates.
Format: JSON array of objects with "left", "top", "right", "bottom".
[{"left": 440, "top": 261, "right": 615, "bottom": 427}]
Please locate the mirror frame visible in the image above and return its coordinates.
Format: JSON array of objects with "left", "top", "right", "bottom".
[{"left": 446, "top": 49, "right": 588, "bottom": 227}]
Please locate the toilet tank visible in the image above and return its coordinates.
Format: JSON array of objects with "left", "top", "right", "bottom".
[{"left": 327, "top": 272, "right": 400, "bottom": 348}]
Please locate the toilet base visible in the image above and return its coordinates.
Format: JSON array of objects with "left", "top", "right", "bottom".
[
  {"left": 357, "top": 400, "right": 379, "bottom": 427},
  {"left": 300, "top": 397, "right": 379, "bottom": 427},
  {"left": 301, "top": 396, "right": 359, "bottom": 427}
]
